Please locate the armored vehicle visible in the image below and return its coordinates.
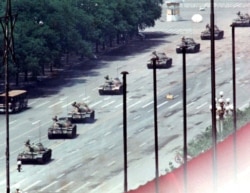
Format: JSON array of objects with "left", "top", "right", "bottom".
[
  {"left": 48, "top": 116, "right": 77, "bottom": 139},
  {"left": 17, "top": 140, "right": 52, "bottom": 164},
  {"left": 232, "top": 11, "right": 250, "bottom": 27},
  {"left": 68, "top": 102, "right": 95, "bottom": 123},
  {"left": 147, "top": 51, "right": 172, "bottom": 69},
  {"left": 200, "top": 24, "right": 224, "bottom": 40},
  {"left": 98, "top": 76, "right": 123, "bottom": 95},
  {"left": 176, "top": 37, "right": 200, "bottom": 54}
]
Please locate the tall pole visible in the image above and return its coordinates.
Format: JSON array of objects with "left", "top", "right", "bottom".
[
  {"left": 152, "top": 58, "right": 159, "bottom": 193},
  {"left": 182, "top": 45, "right": 188, "bottom": 193},
  {"left": 121, "top": 71, "right": 129, "bottom": 193},
  {"left": 0, "top": 1, "right": 17, "bottom": 193},
  {"left": 210, "top": 0, "right": 217, "bottom": 192},
  {"left": 231, "top": 24, "right": 237, "bottom": 183}
]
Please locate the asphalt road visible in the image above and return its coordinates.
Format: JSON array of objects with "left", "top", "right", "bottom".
[{"left": 0, "top": 1, "right": 250, "bottom": 193}]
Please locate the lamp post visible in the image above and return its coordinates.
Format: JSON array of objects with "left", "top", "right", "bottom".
[
  {"left": 181, "top": 44, "right": 188, "bottom": 193},
  {"left": 151, "top": 57, "right": 159, "bottom": 193},
  {"left": 121, "top": 71, "right": 129, "bottom": 193},
  {"left": 209, "top": 0, "right": 217, "bottom": 192},
  {"left": 0, "top": 1, "right": 17, "bottom": 193}
]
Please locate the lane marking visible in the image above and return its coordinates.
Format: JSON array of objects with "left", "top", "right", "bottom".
[
  {"left": 196, "top": 102, "right": 208, "bottom": 109},
  {"left": 56, "top": 173, "right": 65, "bottom": 179},
  {"left": 169, "top": 101, "right": 181, "bottom": 109},
  {"left": 39, "top": 181, "right": 58, "bottom": 192},
  {"left": 90, "top": 100, "right": 103, "bottom": 107},
  {"left": 55, "top": 181, "right": 74, "bottom": 192},
  {"left": 49, "top": 101, "right": 63, "bottom": 108},
  {"left": 142, "top": 101, "right": 153, "bottom": 108},
  {"left": 34, "top": 101, "right": 50, "bottom": 108},
  {"left": 23, "top": 180, "right": 41, "bottom": 191},
  {"left": 128, "top": 100, "right": 142, "bottom": 109},
  {"left": 101, "top": 101, "right": 115, "bottom": 108},
  {"left": 72, "top": 181, "right": 90, "bottom": 193},
  {"left": 157, "top": 101, "right": 168, "bottom": 108},
  {"left": 115, "top": 103, "right": 123, "bottom": 108}
]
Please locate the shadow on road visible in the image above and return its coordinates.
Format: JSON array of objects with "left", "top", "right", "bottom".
[{"left": 7, "top": 31, "right": 176, "bottom": 98}]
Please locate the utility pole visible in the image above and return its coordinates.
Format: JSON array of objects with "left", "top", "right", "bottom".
[{"left": 0, "top": 0, "right": 17, "bottom": 193}]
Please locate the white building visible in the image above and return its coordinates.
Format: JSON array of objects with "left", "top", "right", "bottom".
[{"left": 165, "top": 0, "right": 183, "bottom": 21}]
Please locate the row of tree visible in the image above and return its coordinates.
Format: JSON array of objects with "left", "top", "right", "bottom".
[{"left": 0, "top": 0, "right": 162, "bottom": 84}]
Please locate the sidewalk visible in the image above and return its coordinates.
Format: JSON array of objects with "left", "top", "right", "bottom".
[{"left": 128, "top": 122, "right": 250, "bottom": 193}]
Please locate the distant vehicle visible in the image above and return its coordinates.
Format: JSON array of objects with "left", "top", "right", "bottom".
[
  {"left": 48, "top": 116, "right": 77, "bottom": 139},
  {"left": 68, "top": 102, "right": 95, "bottom": 123},
  {"left": 0, "top": 90, "right": 28, "bottom": 113},
  {"left": 98, "top": 76, "right": 123, "bottom": 95},
  {"left": 176, "top": 37, "right": 200, "bottom": 54},
  {"left": 232, "top": 11, "right": 250, "bottom": 27},
  {"left": 200, "top": 24, "right": 224, "bottom": 40},
  {"left": 147, "top": 51, "right": 172, "bottom": 69},
  {"left": 17, "top": 140, "right": 52, "bottom": 164}
]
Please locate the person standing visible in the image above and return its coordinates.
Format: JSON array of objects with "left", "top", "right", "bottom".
[{"left": 17, "top": 160, "right": 22, "bottom": 172}]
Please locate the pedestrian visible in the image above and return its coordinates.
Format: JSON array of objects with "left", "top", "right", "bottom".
[
  {"left": 17, "top": 160, "right": 22, "bottom": 172},
  {"left": 16, "top": 188, "right": 22, "bottom": 193}
]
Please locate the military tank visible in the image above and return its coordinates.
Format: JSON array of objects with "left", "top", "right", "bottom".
[
  {"left": 147, "top": 51, "right": 172, "bottom": 69},
  {"left": 48, "top": 116, "right": 77, "bottom": 139},
  {"left": 200, "top": 24, "right": 224, "bottom": 40},
  {"left": 232, "top": 11, "right": 250, "bottom": 27},
  {"left": 98, "top": 76, "right": 123, "bottom": 95},
  {"left": 68, "top": 102, "right": 95, "bottom": 123},
  {"left": 17, "top": 140, "right": 52, "bottom": 164},
  {"left": 176, "top": 37, "right": 200, "bottom": 54}
]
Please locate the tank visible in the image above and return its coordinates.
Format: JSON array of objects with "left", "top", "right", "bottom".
[
  {"left": 17, "top": 140, "right": 52, "bottom": 164},
  {"left": 48, "top": 116, "right": 77, "bottom": 139},
  {"left": 232, "top": 11, "right": 250, "bottom": 27},
  {"left": 68, "top": 102, "right": 95, "bottom": 123},
  {"left": 200, "top": 24, "right": 224, "bottom": 40},
  {"left": 176, "top": 37, "right": 200, "bottom": 54},
  {"left": 147, "top": 51, "right": 172, "bottom": 69},
  {"left": 98, "top": 76, "right": 123, "bottom": 95}
]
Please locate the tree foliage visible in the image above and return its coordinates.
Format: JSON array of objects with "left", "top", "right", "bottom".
[{"left": 0, "top": 0, "right": 162, "bottom": 83}]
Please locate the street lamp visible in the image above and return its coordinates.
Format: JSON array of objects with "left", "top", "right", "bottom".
[
  {"left": 0, "top": 1, "right": 17, "bottom": 193},
  {"left": 121, "top": 71, "right": 129, "bottom": 193},
  {"left": 209, "top": 91, "right": 233, "bottom": 140},
  {"left": 178, "top": 43, "right": 188, "bottom": 193}
]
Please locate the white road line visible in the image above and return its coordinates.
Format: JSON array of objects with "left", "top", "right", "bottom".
[
  {"left": 142, "top": 101, "right": 153, "bottom": 108},
  {"left": 23, "top": 180, "right": 41, "bottom": 191},
  {"left": 62, "top": 100, "right": 74, "bottom": 108},
  {"left": 115, "top": 103, "right": 123, "bottom": 108},
  {"left": 34, "top": 101, "right": 50, "bottom": 108},
  {"left": 102, "top": 101, "right": 115, "bottom": 108},
  {"left": 196, "top": 102, "right": 208, "bottom": 109},
  {"left": 39, "top": 181, "right": 58, "bottom": 192},
  {"left": 107, "top": 161, "right": 116, "bottom": 167},
  {"left": 49, "top": 101, "right": 63, "bottom": 108},
  {"left": 74, "top": 163, "right": 82, "bottom": 169},
  {"left": 104, "top": 131, "right": 112, "bottom": 136},
  {"left": 56, "top": 173, "right": 65, "bottom": 179},
  {"left": 9, "top": 120, "right": 17, "bottom": 125},
  {"left": 55, "top": 181, "right": 74, "bottom": 192},
  {"left": 91, "top": 100, "right": 103, "bottom": 107},
  {"left": 169, "top": 101, "right": 181, "bottom": 109},
  {"left": 32, "top": 120, "right": 40, "bottom": 125},
  {"left": 133, "top": 115, "right": 141, "bottom": 120},
  {"left": 72, "top": 181, "right": 90, "bottom": 193},
  {"left": 90, "top": 171, "right": 98, "bottom": 177},
  {"left": 187, "top": 101, "right": 195, "bottom": 107},
  {"left": 157, "top": 101, "right": 168, "bottom": 108},
  {"left": 128, "top": 100, "right": 142, "bottom": 109},
  {"left": 109, "top": 183, "right": 123, "bottom": 193}
]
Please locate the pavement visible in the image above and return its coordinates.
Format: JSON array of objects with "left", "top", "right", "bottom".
[{"left": 127, "top": 122, "right": 250, "bottom": 193}]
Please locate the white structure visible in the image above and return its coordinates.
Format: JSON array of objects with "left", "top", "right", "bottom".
[{"left": 165, "top": 0, "right": 183, "bottom": 21}]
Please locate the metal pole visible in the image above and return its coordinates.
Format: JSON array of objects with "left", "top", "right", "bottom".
[
  {"left": 0, "top": 1, "right": 16, "bottom": 193},
  {"left": 231, "top": 24, "right": 238, "bottom": 183},
  {"left": 210, "top": 0, "right": 217, "bottom": 192},
  {"left": 152, "top": 58, "right": 159, "bottom": 193},
  {"left": 121, "top": 71, "right": 129, "bottom": 193},
  {"left": 182, "top": 45, "right": 188, "bottom": 193}
]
